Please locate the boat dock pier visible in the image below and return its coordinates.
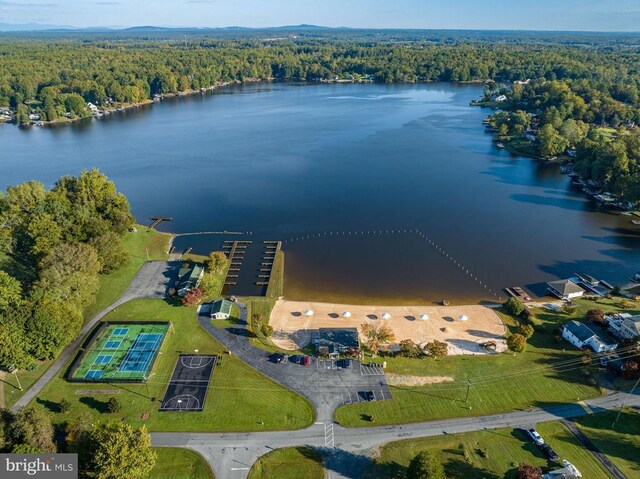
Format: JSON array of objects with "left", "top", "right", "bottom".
[{"left": 149, "top": 216, "right": 173, "bottom": 229}]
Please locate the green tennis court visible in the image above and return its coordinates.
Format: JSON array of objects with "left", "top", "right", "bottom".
[{"left": 70, "top": 322, "right": 169, "bottom": 382}]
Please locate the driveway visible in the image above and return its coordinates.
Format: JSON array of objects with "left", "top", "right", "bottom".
[{"left": 198, "top": 303, "right": 391, "bottom": 423}]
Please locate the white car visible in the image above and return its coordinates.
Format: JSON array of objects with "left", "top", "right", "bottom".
[{"left": 527, "top": 428, "right": 545, "bottom": 445}]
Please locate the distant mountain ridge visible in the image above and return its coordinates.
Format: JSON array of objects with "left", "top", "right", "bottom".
[{"left": 0, "top": 23, "right": 334, "bottom": 33}]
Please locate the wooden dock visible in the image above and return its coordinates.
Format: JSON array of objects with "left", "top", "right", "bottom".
[{"left": 149, "top": 216, "right": 173, "bottom": 229}]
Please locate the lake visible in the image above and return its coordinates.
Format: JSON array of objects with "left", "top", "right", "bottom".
[{"left": 2, "top": 82, "right": 639, "bottom": 303}]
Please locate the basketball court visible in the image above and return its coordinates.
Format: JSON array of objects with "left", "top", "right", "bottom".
[{"left": 159, "top": 354, "right": 217, "bottom": 412}]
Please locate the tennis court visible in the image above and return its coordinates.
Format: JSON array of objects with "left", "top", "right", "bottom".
[
  {"left": 159, "top": 355, "right": 216, "bottom": 412},
  {"left": 69, "top": 322, "right": 169, "bottom": 382}
]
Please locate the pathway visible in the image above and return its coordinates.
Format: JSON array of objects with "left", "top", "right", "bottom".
[{"left": 561, "top": 420, "right": 627, "bottom": 479}]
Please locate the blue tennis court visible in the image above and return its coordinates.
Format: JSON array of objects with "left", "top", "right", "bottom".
[
  {"left": 94, "top": 354, "right": 112, "bottom": 365},
  {"left": 118, "top": 333, "right": 163, "bottom": 374},
  {"left": 85, "top": 369, "right": 104, "bottom": 380},
  {"left": 104, "top": 340, "right": 122, "bottom": 349},
  {"left": 112, "top": 328, "right": 129, "bottom": 336}
]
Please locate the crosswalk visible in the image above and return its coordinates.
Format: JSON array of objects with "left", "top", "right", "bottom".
[{"left": 324, "top": 423, "right": 334, "bottom": 448}]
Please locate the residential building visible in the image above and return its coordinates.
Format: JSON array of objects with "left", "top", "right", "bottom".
[
  {"left": 608, "top": 315, "right": 640, "bottom": 340},
  {"left": 210, "top": 299, "right": 233, "bottom": 320},
  {"left": 177, "top": 262, "right": 205, "bottom": 297},
  {"left": 543, "top": 461, "right": 581, "bottom": 479},
  {"left": 494, "top": 94, "right": 508, "bottom": 102},
  {"left": 547, "top": 279, "right": 584, "bottom": 300},
  {"left": 561, "top": 320, "right": 618, "bottom": 353},
  {"left": 316, "top": 328, "right": 360, "bottom": 357}
]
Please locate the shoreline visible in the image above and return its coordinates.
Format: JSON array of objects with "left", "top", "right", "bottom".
[{"left": 4, "top": 78, "right": 485, "bottom": 129}]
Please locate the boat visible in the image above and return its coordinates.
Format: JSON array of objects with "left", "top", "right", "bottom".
[
  {"left": 631, "top": 220, "right": 640, "bottom": 225},
  {"left": 496, "top": 143, "right": 505, "bottom": 149}
]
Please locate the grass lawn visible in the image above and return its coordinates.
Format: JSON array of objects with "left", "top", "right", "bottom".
[
  {"left": 151, "top": 448, "right": 214, "bottom": 479},
  {"left": 575, "top": 408, "right": 640, "bottom": 478},
  {"left": 29, "top": 299, "right": 314, "bottom": 432},
  {"left": 83, "top": 226, "right": 170, "bottom": 321},
  {"left": 2, "top": 226, "right": 170, "bottom": 408},
  {"left": 248, "top": 447, "right": 325, "bottom": 479},
  {"left": 334, "top": 299, "right": 629, "bottom": 427},
  {"left": 366, "top": 421, "right": 612, "bottom": 479}
]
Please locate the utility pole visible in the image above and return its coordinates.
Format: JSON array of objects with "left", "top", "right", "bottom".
[
  {"left": 612, "top": 376, "right": 640, "bottom": 428},
  {"left": 9, "top": 364, "right": 22, "bottom": 391}
]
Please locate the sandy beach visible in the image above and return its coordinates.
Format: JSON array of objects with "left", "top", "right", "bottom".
[{"left": 269, "top": 299, "right": 507, "bottom": 355}]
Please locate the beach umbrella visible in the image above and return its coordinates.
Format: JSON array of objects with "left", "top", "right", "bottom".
[
  {"left": 458, "top": 314, "right": 469, "bottom": 321},
  {"left": 419, "top": 314, "right": 429, "bottom": 321},
  {"left": 342, "top": 311, "right": 352, "bottom": 318},
  {"left": 381, "top": 312, "right": 391, "bottom": 320},
  {"left": 303, "top": 310, "right": 314, "bottom": 317}
]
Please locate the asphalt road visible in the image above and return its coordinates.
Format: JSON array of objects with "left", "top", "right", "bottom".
[{"left": 152, "top": 389, "right": 640, "bottom": 479}]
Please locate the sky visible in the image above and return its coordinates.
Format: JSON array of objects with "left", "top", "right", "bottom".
[{"left": 0, "top": 0, "right": 639, "bottom": 31}]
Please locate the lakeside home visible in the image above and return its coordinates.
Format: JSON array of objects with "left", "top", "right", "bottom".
[
  {"left": 560, "top": 320, "right": 618, "bottom": 353},
  {"left": 210, "top": 299, "right": 233, "bottom": 320},
  {"left": 547, "top": 279, "right": 585, "bottom": 300},
  {"left": 177, "top": 262, "right": 204, "bottom": 297}
]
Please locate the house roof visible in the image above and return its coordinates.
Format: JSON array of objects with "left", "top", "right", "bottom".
[
  {"left": 563, "top": 320, "right": 596, "bottom": 342},
  {"left": 211, "top": 299, "right": 233, "bottom": 315},
  {"left": 623, "top": 316, "right": 640, "bottom": 334},
  {"left": 177, "top": 263, "right": 204, "bottom": 289},
  {"left": 548, "top": 279, "right": 584, "bottom": 296},
  {"left": 317, "top": 328, "right": 360, "bottom": 353}
]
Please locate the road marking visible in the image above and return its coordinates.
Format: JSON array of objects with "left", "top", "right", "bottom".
[
  {"left": 325, "top": 423, "right": 335, "bottom": 448},
  {"left": 231, "top": 468, "right": 250, "bottom": 471},
  {"left": 314, "top": 421, "right": 324, "bottom": 425}
]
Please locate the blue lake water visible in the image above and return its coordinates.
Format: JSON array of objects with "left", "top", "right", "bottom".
[{"left": 2, "top": 83, "right": 638, "bottom": 303}]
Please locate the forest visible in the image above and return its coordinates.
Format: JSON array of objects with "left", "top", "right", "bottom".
[{"left": 0, "top": 170, "right": 134, "bottom": 369}]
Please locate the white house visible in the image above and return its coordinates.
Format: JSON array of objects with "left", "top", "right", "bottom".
[
  {"left": 608, "top": 315, "right": 640, "bottom": 341},
  {"left": 543, "top": 460, "right": 582, "bottom": 479},
  {"left": 495, "top": 94, "right": 508, "bottom": 102},
  {"left": 210, "top": 299, "right": 233, "bottom": 320},
  {"left": 561, "top": 320, "right": 618, "bottom": 353},
  {"left": 87, "top": 102, "right": 100, "bottom": 114},
  {"left": 547, "top": 279, "right": 584, "bottom": 300}
]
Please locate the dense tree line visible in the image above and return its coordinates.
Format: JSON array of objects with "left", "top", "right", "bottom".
[
  {"left": 0, "top": 36, "right": 639, "bottom": 123},
  {"left": 0, "top": 169, "right": 133, "bottom": 369}
]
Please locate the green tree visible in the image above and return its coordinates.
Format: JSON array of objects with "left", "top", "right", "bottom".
[
  {"left": 538, "top": 124, "right": 569, "bottom": 158},
  {"left": 507, "top": 334, "right": 527, "bottom": 353},
  {"left": 12, "top": 443, "right": 43, "bottom": 453},
  {"left": 35, "top": 242, "right": 101, "bottom": 307},
  {"left": 89, "top": 232, "right": 129, "bottom": 273},
  {"left": 406, "top": 450, "right": 446, "bottom": 479},
  {"left": 8, "top": 407, "right": 56, "bottom": 453},
  {"left": 59, "top": 399, "right": 71, "bottom": 414},
  {"left": 206, "top": 251, "right": 228, "bottom": 274},
  {"left": 77, "top": 422, "right": 156, "bottom": 479},
  {"left": 16, "top": 103, "right": 29, "bottom": 125},
  {"left": 0, "top": 271, "right": 22, "bottom": 313},
  {"left": 0, "top": 310, "right": 32, "bottom": 368},
  {"left": 518, "top": 324, "right": 534, "bottom": 339},
  {"left": 424, "top": 340, "right": 449, "bottom": 358},
  {"left": 23, "top": 213, "right": 63, "bottom": 259},
  {"left": 503, "top": 297, "right": 525, "bottom": 316},
  {"left": 25, "top": 298, "right": 83, "bottom": 360},
  {"left": 399, "top": 339, "right": 423, "bottom": 358}
]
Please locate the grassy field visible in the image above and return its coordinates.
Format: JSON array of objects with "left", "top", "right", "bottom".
[
  {"left": 83, "top": 226, "right": 171, "bottom": 321},
  {"left": 29, "top": 299, "right": 315, "bottom": 432},
  {"left": 334, "top": 298, "right": 637, "bottom": 427},
  {"left": 575, "top": 408, "right": 640, "bottom": 478},
  {"left": 366, "top": 421, "right": 612, "bottom": 479},
  {"left": 248, "top": 447, "right": 325, "bottom": 479},
  {"left": 2, "top": 226, "right": 170, "bottom": 408},
  {"left": 151, "top": 448, "right": 214, "bottom": 479}
]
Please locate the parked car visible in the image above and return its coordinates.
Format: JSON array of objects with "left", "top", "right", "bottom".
[
  {"left": 271, "top": 353, "right": 285, "bottom": 364},
  {"left": 289, "top": 355, "right": 302, "bottom": 364},
  {"left": 526, "top": 428, "right": 545, "bottom": 446},
  {"left": 540, "top": 443, "right": 559, "bottom": 462},
  {"left": 302, "top": 355, "right": 310, "bottom": 366},
  {"left": 365, "top": 391, "right": 375, "bottom": 401}
]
